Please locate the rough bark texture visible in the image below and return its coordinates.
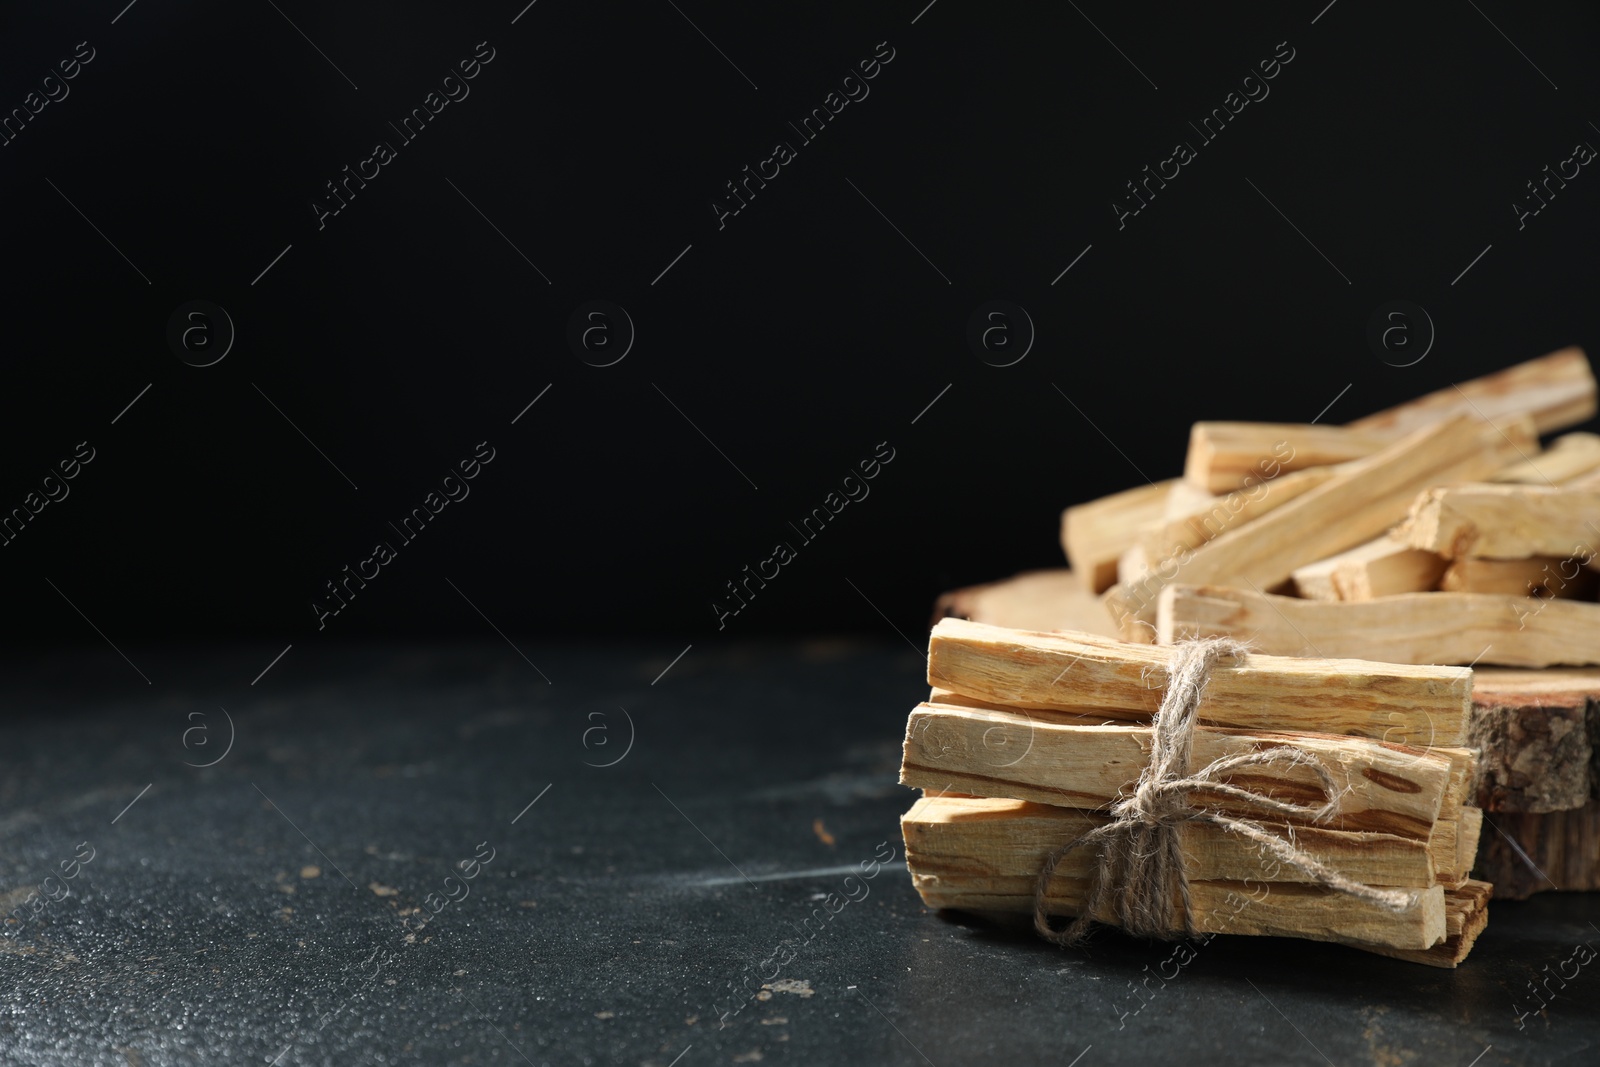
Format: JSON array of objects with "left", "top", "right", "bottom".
[
  {"left": 1468, "top": 693, "right": 1592, "bottom": 812},
  {"left": 1469, "top": 668, "right": 1600, "bottom": 812}
]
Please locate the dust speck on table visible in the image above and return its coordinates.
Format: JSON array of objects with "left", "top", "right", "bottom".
[{"left": 760, "top": 979, "right": 813, "bottom": 998}]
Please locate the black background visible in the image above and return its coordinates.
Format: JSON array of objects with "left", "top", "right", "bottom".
[{"left": 3, "top": 0, "right": 1598, "bottom": 647}]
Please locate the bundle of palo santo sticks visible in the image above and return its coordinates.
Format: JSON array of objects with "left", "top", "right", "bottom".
[
  {"left": 902, "top": 349, "right": 1600, "bottom": 965},
  {"left": 899, "top": 619, "right": 1490, "bottom": 966}
]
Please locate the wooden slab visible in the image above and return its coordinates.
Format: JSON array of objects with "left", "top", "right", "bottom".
[
  {"left": 1470, "top": 667, "right": 1599, "bottom": 812},
  {"left": 1474, "top": 800, "right": 1600, "bottom": 899}
]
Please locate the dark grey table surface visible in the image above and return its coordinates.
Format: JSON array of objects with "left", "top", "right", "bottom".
[{"left": 1, "top": 639, "right": 1596, "bottom": 1066}]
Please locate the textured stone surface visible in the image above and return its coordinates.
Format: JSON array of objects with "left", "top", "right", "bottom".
[{"left": 0, "top": 641, "right": 1597, "bottom": 1065}]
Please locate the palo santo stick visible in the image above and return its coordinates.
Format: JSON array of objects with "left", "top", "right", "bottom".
[
  {"left": 1062, "top": 479, "right": 1179, "bottom": 594},
  {"left": 1183, "top": 423, "right": 1390, "bottom": 493},
  {"left": 1567, "top": 465, "right": 1600, "bottom": 490},
  {"left": 1429, "top": 819, "right": 1461, "bottom": 884},
  {"left": 915, "top": 874, "right": 1447, "bottom": 952},
  {"left": 1106, "top": 415, "right": 1536, "bottom": 640},
  {"left": 1357, "top": 880, "right": 1490, "bottom": 968},
  {"left": 901, "top": 703, "right": 1452, "bottom": 839},
  {"left": 1163, "top": 478, "right": 1220, "bottom": 518},
  {"left": 1138, "top": 467, "right": 1338, "bottom": 565},
  {"left": 1494, "top": 432, "right": 1600, "bottom": 485},
  {"left": 900, "top": 796, "right": 1437, "bottom": 893},
  {"left": 931, "top": 569, "right": 1122, "bottom": 639},
  {"left": 900, "top": 799, "right": 1447, "bottom": 950},
  {"left": 1399, "top": 483, "right": 1600, "bottom": 559},
  {"left": 1438, "top": 751, "right": 1479, "bottom": 815},
  {"left": 1458, "top": 808, "right": 1483, "bottom": 878},
  {"left": 924, "top": 684, "right": 1478, "bottom": 826},
  {"left": 1185, "top": 350, "right": 1596, "bottom": 492},
  {"left": 927, "top": 617, "right": 1471, "bottom": 744},
  {"left": 1347, "top": 346, "right": 1596, "bottom": 439},
  {"left": 1439, "top": 555, "right": 1597, "bottom": 598},
  {"left": 1158, "top": 584, "right": 1600, "bottom": 668},
  {"left": 946, "top": 888, "right": 1481, "bottom": 967},
  {"left": 1291, "top": 536, "right": 1446, "bottom": 601},
  {"left": 1118, "top": 543, "right": 1151, "bottom": 586}
]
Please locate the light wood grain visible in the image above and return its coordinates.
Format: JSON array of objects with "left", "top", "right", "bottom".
[
  {"left": 1158, "top": 583, "right": 1600, "bottom": 668},
  {"left": 1358, "top": 880, "right": 1491, "bottom": 968},
  {"left": 1163, "top": 479, "right": 1221, "bottom": 519},
  {"left": 1183, "top": 422, "right": 1390, "bottom": 493},
  {"left": 1439, "top": 555, "right": 1597, "bottom": 598},
  {"left": 1062, "top": 479, "right": 1178, "bottom": 594},
  {"left": 1458, "top": 807, "right": 1483, "bottom": 880},
  {"left": 928, "top": 618, "right": 1472, "bottom": 745},
  {"left": 924, "top": 685, "right": 1478, "bottom": 831},
  {"left": 1106, "top": 415, "right": 1536, "bottom": 639},
  {"left": 1399, "top": 483, "right": 1600, "bottom": 560},
  {"left": 901, "top": 702, "right": 1453, "bottom": 839},
  {"left": 1138, "top": 467, "right": 1337, "bottom": 565},
  {"left": 1429, "top": 817, "right": 1461, "bottom": 884},
  {"left": 1494, "top": 432, "right": 1600, "bottom": 485},
  {"left": 1291, "top": 536, "right": 1446, "bottom": 601},
  {"left": 1117, "top": 543, "right": 1151, "bottom": 586},
  {"left": 900, "top": 795, "right": 1438, "bottom": 888},
  {"left": 901, "top": 797, "right": 1447, "bottom": 950},
  {"left": 1347, "top": 346, "right": 1596, "bottom": 439}
]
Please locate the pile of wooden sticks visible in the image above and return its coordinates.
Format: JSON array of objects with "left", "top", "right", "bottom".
[
  {"left": 899, "top": 619, "right": 1491, "bottom": 965},
  {"left": 1069, "top": 347, "right": 1600, "bottom": 664},
  {"left": 906, "top": 348, "right": 1600, "bottom": 959}
]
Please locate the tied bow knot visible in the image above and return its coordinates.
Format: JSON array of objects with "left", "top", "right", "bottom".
[{"left": 1033, "top": 638, "right": 1418, "bottom": 946}]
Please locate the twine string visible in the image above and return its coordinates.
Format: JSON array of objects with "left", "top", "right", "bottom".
[{"left": 1032, "top": 637, "right": 1418, "bottom": 946}]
